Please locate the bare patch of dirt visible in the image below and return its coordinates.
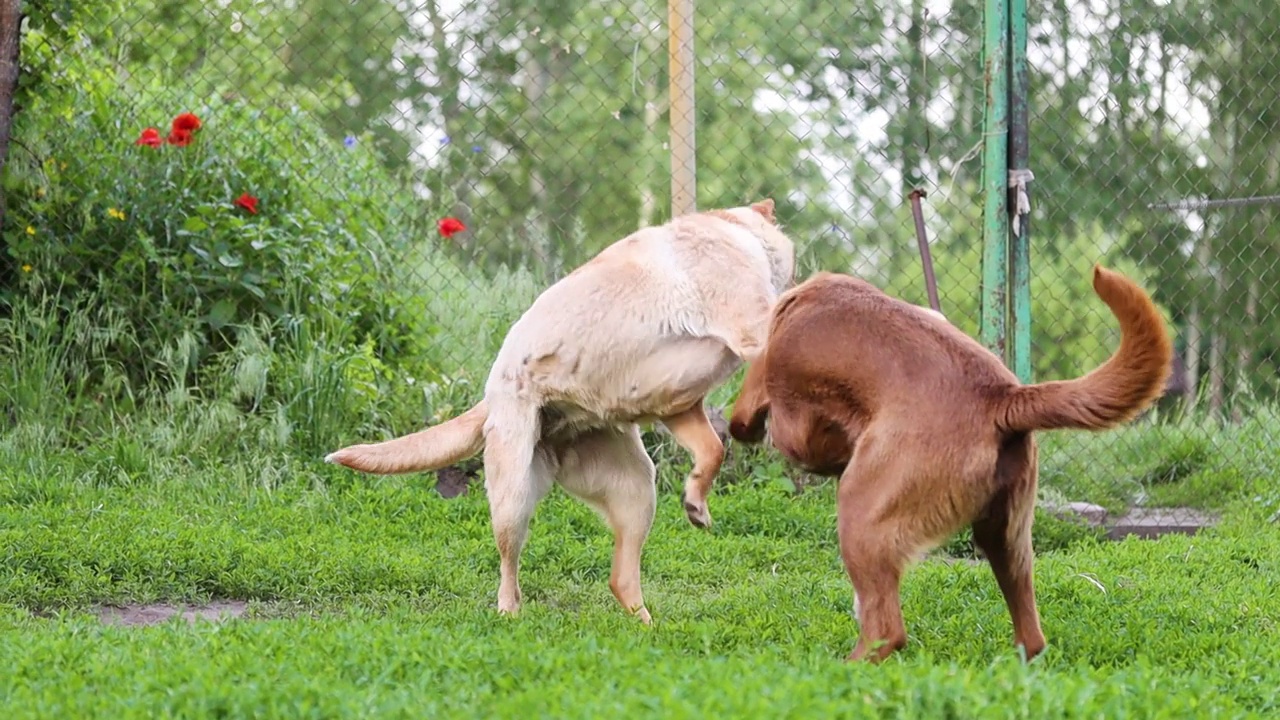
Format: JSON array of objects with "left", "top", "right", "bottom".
[
  {"left": 96, "top": 600, "right": 249, "bottom": 627},
  {"left": 435, "top": 460, "right": 480, "bottom": 498}
]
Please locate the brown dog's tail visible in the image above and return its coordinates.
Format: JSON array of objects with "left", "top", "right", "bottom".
[
  {"left": 324, "top": 400, "right": 488, "bottom": 474},
  {"left": 995, "top": 265, "right": 1173, "bottom": 434}
]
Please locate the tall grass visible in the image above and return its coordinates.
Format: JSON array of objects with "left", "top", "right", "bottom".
[
  {"left": 387, "top": 242, "right": 542, "bottom": 419},
  {"left": 1036, "top": 406, "right": 1280, "bottom": 517},
  {"left": 4, "top": 262, "right": 1279, "bottom": 523}
]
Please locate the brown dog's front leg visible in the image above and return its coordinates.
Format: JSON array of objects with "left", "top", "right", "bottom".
[
  {"left": 661, "top": 402, "right": 725, "bottom": 529},
  {"left": 728, "top": 358, "right": 770, "bottom": 443}
]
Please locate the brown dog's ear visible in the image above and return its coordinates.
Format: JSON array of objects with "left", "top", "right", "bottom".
[{"left": 750, "top": 198, "right": 776, "bottom": 224}]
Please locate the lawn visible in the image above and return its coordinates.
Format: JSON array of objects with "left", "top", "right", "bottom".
[{"left": 2, "top": 429, "right": 1278, "bottom": 719}]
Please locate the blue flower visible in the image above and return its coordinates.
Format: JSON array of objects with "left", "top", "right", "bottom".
[
  {"left": 471, "top": 145, "right": 482, "bottom": 153},
  {"left": 343, "top": 136, "right": 357, "bottom": 148},
  {"left": 440, "top": 135, "right": 451, "bottom": 146}
]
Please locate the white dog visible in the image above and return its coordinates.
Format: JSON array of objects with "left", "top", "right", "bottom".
[{"left": 326, "top": 199, "right": 796, "bottom": 622}]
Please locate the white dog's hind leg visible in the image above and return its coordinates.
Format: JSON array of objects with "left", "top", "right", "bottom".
[
  {"left": 482, "top": 401, "right": 550, "bottom": 616},
  {"left": 558, "top": 424, "right": 657, "bottom": 623},
  {"left": 485, "top": 447, "right": 553, "bottom": 616}
]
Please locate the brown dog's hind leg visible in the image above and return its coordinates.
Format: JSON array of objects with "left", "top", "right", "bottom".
[
  {"left": 661, "top": 402, "right": 725, "bottom": 529},
  {"left": 971, "top": 436, "right": 1046, "bottom": 660},
  {"left": 836, "top": 432, "right": 990, "bottom": 663},
  {"left": 835, "top": 451, "right": 913, "bottom": 663},
  {"left": 840, "top": 523, "right": 911, "bottom": 663},
  {"left": 558, "top": 425, "right": 657, "bottom": 623}
]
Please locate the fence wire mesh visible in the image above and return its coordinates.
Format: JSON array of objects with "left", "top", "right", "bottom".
[{"left": 3, "top": 0, "right": 1279, "bottom": 533}]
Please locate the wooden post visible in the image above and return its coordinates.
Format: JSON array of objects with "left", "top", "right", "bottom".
[{"left": 667, "top": 0, "right": 696, "bottom": 217}]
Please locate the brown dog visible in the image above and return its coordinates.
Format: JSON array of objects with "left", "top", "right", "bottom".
[{"left": 728, "top": 265, "right": 1172, "bottom": 663}]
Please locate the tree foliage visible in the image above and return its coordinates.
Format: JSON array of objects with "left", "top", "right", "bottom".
[{"left": 7, "top": 0, "right": 1280, "bottom": 413}]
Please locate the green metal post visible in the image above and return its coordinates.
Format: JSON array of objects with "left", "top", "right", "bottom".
[
  {"left": 980, "top": 0, "right": 1010, "bottom": 357},
  {"left": 1008, "top": 0, "right": 1032, "bottom": 383}
]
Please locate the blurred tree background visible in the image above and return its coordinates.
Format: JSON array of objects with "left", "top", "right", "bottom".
[{"left": 4, "top": 0, "right": 1280, "bottom": 421}]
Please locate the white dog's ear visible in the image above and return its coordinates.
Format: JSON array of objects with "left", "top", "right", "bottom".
[{"left": 750, "top": 198, "right": 776, "bottom": 224}]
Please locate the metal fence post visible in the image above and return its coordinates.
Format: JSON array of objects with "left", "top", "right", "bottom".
[
  {"left": 980, "top": 0, "right": 1009, "bottom": 358},
  {"left": 668, "top": 0, "right": 697, "bottom": 218},
  {"left": 1008, "top": 0, "right": 1032, "bottom": 383}
]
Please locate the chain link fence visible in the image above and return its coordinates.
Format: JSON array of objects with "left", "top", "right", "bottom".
[{"left": 3, "top": 0, "right": 1279, "bottom": 533}]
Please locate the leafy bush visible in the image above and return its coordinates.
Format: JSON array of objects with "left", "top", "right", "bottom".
[
  {"left": 3, "top": 72, "right": 426, "bottom": 392},
  {"left": 0, "top": 47, "right": 546, "bottom": 450}
]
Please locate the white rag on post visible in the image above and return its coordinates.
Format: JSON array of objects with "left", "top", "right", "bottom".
[{"left": 1009, "top": 168, "right": 1035, "bottom": 237}]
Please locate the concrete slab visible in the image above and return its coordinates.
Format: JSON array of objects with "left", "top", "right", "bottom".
[{"left": 1105, "top": 507, "right": 1220, "bottom": 540}]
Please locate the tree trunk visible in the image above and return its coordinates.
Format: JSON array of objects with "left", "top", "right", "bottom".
[
  {"left": 1184, "top": 301, "right": 1200, "bottom": 411},
  {"left": 637, "top": 80, "right": 663, "bottom": 229},
  {"left": 0, "top": 0, "right": 23, "bottom": 292},
  {"left": 1231, "top": 278, "right": 1258, "bottom": 423},
  {"left": 1208, "top": 329, "right": 1225, "bottom": 420},
  {"left": 635, "top": 9, "right": 663, "bottom": 230},
  {"left": 1184, "top": 227, "right": 1209, "bottom": 413},
  {"left": 880, "top": 0, "right": 926, "bottom": 277},
  {"left": 1209, "top": 9, "right": 1249, "bottom": 422},
  {"left": 1111, "top": 18, "right": 1130, "bottom": 162},
  {"left": 523, "top": 47, "right": 554, "bottom": 281},
  {"left": 1207, "top": 268, "right": 1226, "bottom": 420},
  {"left": 0, "top": 0, "right": 17, "bottom": 173},
  {"left": 1231, "top": 148, "right": 1279, "bottom": 421},
  {"left": 1053, "top": 0, "right": 1079, "bottom": 237},
  {"left": 1155, "top": 33, "right": 1167, "bottom": 140},
  {"left": 903, "top": 0, "right": 925, "bottom": 196}
]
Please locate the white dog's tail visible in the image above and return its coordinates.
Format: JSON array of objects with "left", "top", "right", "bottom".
[{"left": 324, "top": 400, "right": 489, "bottom": 475}]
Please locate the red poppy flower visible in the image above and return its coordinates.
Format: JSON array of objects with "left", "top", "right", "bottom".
[
  {"left": 172, "top": 112, "right": 202, "bottom": 133},
  {"left": 438, "top": 217, "right": 466, "bottom": 238},
  {"left": 234, "top": 193, "right": 259, "bottom": 215},
  {"left": 135, "top": 127, "right": 162, "bottom": 148},
  {"left": 166, "top": 128, "right": 193, "bottom": 147}
]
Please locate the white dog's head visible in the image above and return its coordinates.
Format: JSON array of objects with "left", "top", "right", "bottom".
[{"left": 722, "top": 198, "right": 796, "bottom": 293}]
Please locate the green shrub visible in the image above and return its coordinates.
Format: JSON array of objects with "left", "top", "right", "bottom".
[
  {"left": 0, "top": 50, "right": 530, "bottom": 447},
  {"left": 3, "top": 75, "right": 426, "bottom": 391}
]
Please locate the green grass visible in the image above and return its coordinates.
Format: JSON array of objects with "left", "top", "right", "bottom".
[
  {"left": 2, "top": 431, "right": 1279, "bottom": 718},
  {"left": 3, "top": 295, "right": 1280, "bottom": 718},
  {"left": 1035, "top": 409, "right": 1280, "bottom": 515}
]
